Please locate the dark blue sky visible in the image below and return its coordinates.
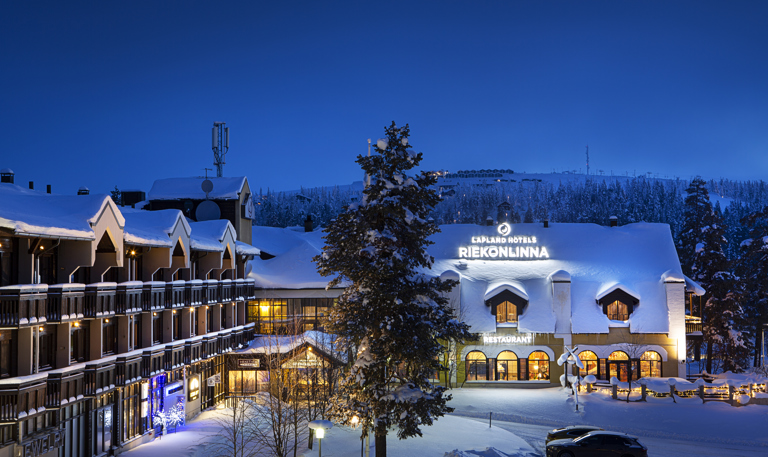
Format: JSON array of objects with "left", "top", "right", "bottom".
[{"left": 2, "top": 1, "right": 767, "bottom": 196}]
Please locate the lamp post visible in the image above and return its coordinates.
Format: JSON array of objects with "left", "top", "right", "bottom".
[{"left": 309, "top": 420, "right": 333, "bottom": 457}]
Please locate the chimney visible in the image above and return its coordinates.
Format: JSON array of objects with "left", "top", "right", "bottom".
[
  {"left": 29, "top": 181, "right": 34, "bottom": 190},
  {"left": 77, "top": 186, "right": 90, "bottom": 196},
  {"left": 543, "top": 219, "right": 549, "bottom": 228},
  {"left": 304, "top": 214, "right": 313, "bottom": 232},
  {"left": 486, "top": 216, "right": 493, "bottom": 226},
  {"left": 47, "top": 184, "right": 51, "bottom": 194},
  {"left": 0, "top": 168, "right": 14, "bottom": 184},
  {"left": 609, "top": 216, "right": 618, "bottom": 227}
]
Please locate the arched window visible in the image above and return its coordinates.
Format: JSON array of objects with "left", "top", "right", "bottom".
[
  {"left": 528, "top": 351, "right": 550, "bottom": 380},
  {"left": 606, "top": 300, "right": 629, "bottom": 321},
  {"left": 496, "top": 301, "right": 518, "bottom": 324},
  {"left": 496, "top": 351, "right": 518, "bottom": 381},
  {"left": 608, "top": 351, "right": 630, "bottom": 382},
  {"left": 578, "top": 351, "right": 598, "bottom": 378},
  {"left": 640, "top": 351, "right": 662, "bottom": 378},
  {"left": 466, "top": 351, "right": 487, "bottom": 381}
]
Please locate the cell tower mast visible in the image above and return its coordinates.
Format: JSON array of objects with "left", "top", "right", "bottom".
[
  {"left": 585, "top": 145, "right": 590, "bottom": 176},
  {"left": 212, "top": 122, "right": 229, "bottom": 177}
]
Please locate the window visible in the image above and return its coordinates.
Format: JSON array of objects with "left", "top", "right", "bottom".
[
  {"left": 152, "top": 315, "right": 162, "bottom": 344},
  {"left": 103, "top": 320, "right": 117, "bottom": 355},
  {"left": 496, "top": 351, "right": 518, "bottom": 380},
  {"left": 527, "top": 351, "right": 549, "bottom": 380},
  {"left": 38, "top": 328, "right": 55, "bottom": 370},
  {"left": 640, "top": 351, "right": 662, "bottom": 378},
  {"left": 608, "top": 351, "right": 630, "bottom": 382},
  {"left": 496, "top": 301, "right": 518, "bottom": 324},
  {"left": 0, "top": 237, "right": 17, "bottom": 287},
  {"left": 607, "top": 300, "right": 629, "bottom": 321},
  {"left": 465, "top": 351, "right": 487, "bottom": 381},
  {"left": 0, "top": 331, "right": 14, "bottom": 378},
  {"left": 578, "top": 351, "right": 598, "bottom": 378}
]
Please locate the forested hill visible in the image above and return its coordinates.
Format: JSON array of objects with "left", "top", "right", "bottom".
[{"left": 252, "top": 173, "right": 768, "bottom": 261}]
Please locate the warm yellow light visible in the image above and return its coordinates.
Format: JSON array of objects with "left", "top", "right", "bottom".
[
  {"left": 73, "top": 322, "right": 80, "bottom": 327},
  {"left": 153, "top": 312, "right": 157, "bottom": 316},
  {"left": 39, "top": 326, "right": 44, "bottom": 331},
  {"left": 130, "top": 250, "right": 136, "bottom": 256},
  {"left": 105, "top": 319, "right": 109, "bottom": 323},
  {"left": 39, "top": 246, "right": 44, "bottom": 250},
  {"left": 315, "top": 428, "right": 324, "bottom": 439},
  {"left": 350, "top": 415, "right": 359, "bottom": 426},
  {"left": 307, "top": 347, "right": 312, "bottom": 352},
  {"left": 172, "top": 310, "right": 176, "bottom": 314}
]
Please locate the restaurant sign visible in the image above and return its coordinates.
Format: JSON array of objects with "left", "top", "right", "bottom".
[{"left": 482, "top": 333, "right": 533, "bottom": 345}]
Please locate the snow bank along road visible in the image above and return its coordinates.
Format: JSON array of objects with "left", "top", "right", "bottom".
[{"left": 447, "top": 387, "right": 768, "bottom": 456}]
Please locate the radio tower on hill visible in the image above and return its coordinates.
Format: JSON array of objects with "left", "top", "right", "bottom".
[{"left": 585, "top": 145, "right": 590, "bottom": 176}]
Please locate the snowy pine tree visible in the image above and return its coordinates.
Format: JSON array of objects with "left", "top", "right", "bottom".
[
  {"left": 315, "top": 122, "right": 471, "bottom": 457},
  {"left": 679, "top": 177, "right": 712, "bottom": 276},
  {"left": 737, "top": 206, "right": 768, "bottom": 368},
  {"left": 703, "top": 271, "right": 750, "bottom": 372}
]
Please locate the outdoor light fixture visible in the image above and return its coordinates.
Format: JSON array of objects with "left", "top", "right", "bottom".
[
  {"left": 105, "top": 319, "right": 109, "bottom": 323},
  {"left": 39, "top": 246, "right": 44, "bottom": 250},
  {"left": 39, "top": 326, "right": 44, "bottom": 331},
  {"left": 73, "top": 322, "right": 80, "bottom": 327},
  {"left": 309, "top": 420, "right": 333, "bottom": 457},
  {"left": 153, "top": 312, "right": 157, "bottom": 316}
]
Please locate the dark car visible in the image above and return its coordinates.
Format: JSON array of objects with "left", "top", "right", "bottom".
[
  {"left": 546, "top": 425, "right": 603, "bottom": 443},
  {"left": 546, "top": 430, "right": 648, "bottom": 457}
]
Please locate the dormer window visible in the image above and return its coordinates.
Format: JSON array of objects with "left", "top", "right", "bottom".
[
  {"left": 597, "top": 287, "right": 638, "bottom": 321},
  {"left": 486, "top": 288, "right": 528, "bottom": 325},
  {"left": 606, "top": 300, "right": 629, "bottom": 321}
]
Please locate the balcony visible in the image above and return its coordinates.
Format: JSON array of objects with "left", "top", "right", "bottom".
[
  {"left": 184, "top": 339, "right": 203, "bottom": 365},
  {"left": 686, "top": 316, "right": 703, "bottom": 335},
  {"left": 165, "top": 280, "right": 185, "bottom": 309},
  {"left": 184, "top": 280, "right": 203, "bottom": 307},
  {"left": 45, "top": 369, "right": 84, "bottom": 409},
  {"left": 164, "top": 342, "right": 185, "bottom": 371},
  {"left": 202, "top": 336, "right": 218, "bottom": 359},
  {"left": 142, "top": 282, "right": 165, "bottom": 312},
  {"left": 202, "top": 280, "right": 218, "bottom": 305},
  {"left": 47, "top": 284, "right": 85, "bottom": 322},
  {"left": 116, "top": 281, "right": 142, "bottom": 314},
  {"left": 0, "top": 376, "right": 47, "bottom": 421},
  {"left": 0, "top": 284, "right": 47, "bottom": 327},
  {"left": 141, "top": 347, "right": 165, "bottom": 378},
  {"left": 234, "top": 279, "right": 245, "bottom": 301},
  {"left": 244, "top": 279, "right": 255, "bottom": 299},
  {"left": 83, "top": 360, "right": 116, "bottom": 397},
  {"left": 219, "top": 279, "right": 233, "bottom": 303},
  {"left": 84, "top": 282, "right": 116, "bottom": 318},
  {"left": 115, "top": 353, "right": 142, "bottom": 386}
]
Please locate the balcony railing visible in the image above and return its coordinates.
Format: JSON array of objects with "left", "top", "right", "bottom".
[
  {"left": 165, "top": 280, "right": 185, "bottom": 309},
  {"left": 0, "top": 377, "right": 47, "bottom": 422},
  {"left": 219, "top": 279, "right": 233, "bottom": 303},
  {"left": 45, "top": 369, "right": 84, "bottom": 409},
  {"left": 0, "top": 284, "right": 47, "bottom": 327},
  {"left": 47, "top": 284, "right": 85, "bottom": 322},
  {"left": 686, "top": 316, "right": 703, "bottom": 335},
  {"left": 116, "top": 281, "right": 142, "bottom": 314},
  {"left": 203, "top": 280, "right": 218, "bottom": 305},
  {"left": 84, "top": 360, "right": 116, "bottom": 397},
  {"left": 142, "top": 282, "right": 165, "bottom": 312},
  {"left": 115, "top": 353, "right": 142, "bottom": 386},
  {"left": 84, "top": 282, "right": 116, "bottom": 318},
  {"left": 184, "top": 280, "right": 203, "bottom": 307}
]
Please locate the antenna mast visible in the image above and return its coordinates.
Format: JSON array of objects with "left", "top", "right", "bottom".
[
  {"left": 212, "top": 122, "right": 229, "bottom": 177},
  {"left": 585, "top": 145, "right": 590, "bottom": 176}
]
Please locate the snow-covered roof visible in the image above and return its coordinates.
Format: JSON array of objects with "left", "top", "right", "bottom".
[
  {"left": 239, "top": 331, "right": 338, "bottom": 357},
  {"left": 235, "top": 240, "right": 260, "bottom": 256},
  {"left": 189, "top": 219, "right": 236, "bottom": 252},
  {"left": 429, "top": 223, "right": 682, "bottom": 334},
  {"left": 684, "top": 274, "right": 706, "bottom": 295},
  {"left": 122, "top": 208, "right": 190, "bottom": 247},
  {"left": 247, "top": 226, "right": 331, "bottom": 289},
  {"left": 0, "top": 183, "right": 124, "bottom": 240},
  {"left": 148, "top": 177, "right": 247, "bottom": 201},
  {"left": 245, "top": 222, "right": 683, "bottom": 335}
]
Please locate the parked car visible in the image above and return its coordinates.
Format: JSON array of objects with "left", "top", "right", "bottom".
[
  {"left": 546, "top": 425, "right": 603, "bottom": 443},
  {"left": 546, "top": 430, "right": 648, "bottom": 457}
]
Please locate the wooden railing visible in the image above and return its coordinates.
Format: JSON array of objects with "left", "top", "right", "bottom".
[{"left": 0, "top": 284, "right": 47, "bottom": 327}]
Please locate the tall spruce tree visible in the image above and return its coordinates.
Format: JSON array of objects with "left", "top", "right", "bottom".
[
  {"left": 679, "top": 177, "right": 712, "bottom": 275},
  {"left": 315, "top": 122, "right": 471, "bottom": 457},
  {"left": 737, "top": 206, "right": 768, "bottom": 367}
]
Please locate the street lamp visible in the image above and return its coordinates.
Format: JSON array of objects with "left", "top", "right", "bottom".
[{"left": 309, "top": 419, "right": 333, "bottom": 457}]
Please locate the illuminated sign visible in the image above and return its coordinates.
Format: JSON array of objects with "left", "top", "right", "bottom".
[
  {"left": 188, "top": 376, "right": 200, "bottom": 401},
  {"left": 458, "top": 223, "right": 549, "bottom": 260},
  {"left": 482, "top": 333, "right": 533, "bottom": 345},
  {"left": 238, "top": 358, "right": 260, "bottom": 368}
]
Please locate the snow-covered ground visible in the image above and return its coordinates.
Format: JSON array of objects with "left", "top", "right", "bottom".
[{"left": 124, "top": 387, "right": 767, "bottom": 457}]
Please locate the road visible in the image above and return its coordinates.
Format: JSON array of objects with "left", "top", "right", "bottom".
[{"left": 457, "top": 416, "right": 767, "bottom": 457}]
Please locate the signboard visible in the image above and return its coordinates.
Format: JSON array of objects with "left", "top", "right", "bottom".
[
  {"left": 458, "top": 223, "right": 550, "bottom": 260},
  {"left": 19, "top": 430, "right": 64, "bottom": 457},
  {"left": 481, "top": 332, "right": 533, "bottom": 345},
  {"left": 188, "top": 376, "right": 200, "bottom": 401},
  {"left": 207, "top": 374, "right": 221, "bottom": 387},
  {"left": 237, "top": 358, "right": 260, "bottom": 369}
]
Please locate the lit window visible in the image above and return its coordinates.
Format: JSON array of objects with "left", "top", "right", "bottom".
[
  {"left": 640, "top": 351, "right": 662, "bottom": 378},
  {"left": 607, "top": 300, "right": 629, "bottom": 321},
  {"left": 496, "top": 301, "right": 518, "bottom": 324},
  {"left": 496, "top": 351, "right": 518, "bottom": 381},
  {"left": 578, "top": 351, "right": 598, "bottom": 377},
  {"left": 527, "top": 351, "right": 550, "bottom": 381},
  {"left": 466, "top": 351, "right": 487, "bottom": 381}
]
